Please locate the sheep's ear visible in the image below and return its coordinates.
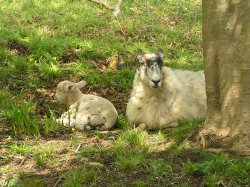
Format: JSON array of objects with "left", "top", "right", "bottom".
[
  {"left": 76, "top": 81, "right": 86, "bottom": 89},
  {"left": 65, "top": 84, "right": 76, "bottom": 92},
  {"left": 136, "top": 49, "right": 144, "bottom": 64},
  {"left": 156, "top": 48, "right": 164, "bottom": 65},
  {"left": 157, "top": 48, "right": 164, "bottom": 60}
]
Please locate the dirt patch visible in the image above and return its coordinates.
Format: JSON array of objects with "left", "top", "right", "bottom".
[
  {"left": 60, "top": 50, "right": 78, "bottom": 63},
  {"left": 7, "top": 40, "right": 31, "bottom": 57}
]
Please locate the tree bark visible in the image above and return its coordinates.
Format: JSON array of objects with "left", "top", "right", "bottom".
[{"left": 201, "top": 0, "right": 250, "bottom": 153}]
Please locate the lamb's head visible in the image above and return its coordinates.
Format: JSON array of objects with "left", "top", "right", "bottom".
[
  {"left": 55, "top": 80, "right": 86, "bottom": 105},
  {"left": 136, "top": 48, "right": 164, "bottom": 88}
]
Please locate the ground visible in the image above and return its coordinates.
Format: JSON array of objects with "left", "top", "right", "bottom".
[{"left": 0, "top": 0, "right": 249, "bottom": 186}]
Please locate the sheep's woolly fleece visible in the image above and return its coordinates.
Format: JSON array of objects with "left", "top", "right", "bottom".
[{"left": 126, "top": 51, "right": 206, "bottom": 129}]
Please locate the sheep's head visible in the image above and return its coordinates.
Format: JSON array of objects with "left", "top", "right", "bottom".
[
  {"left": 136, "top": 48, "right": 164, "bottom": 88},
  {"left": 55, "top": 80, "right": 86, "bottom": 105}
]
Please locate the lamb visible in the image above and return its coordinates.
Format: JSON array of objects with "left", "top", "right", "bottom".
[
  {"left": 55, "top": 80, "right": 118, "bottom": 130},
  {"left": 126, "top": 48, "right": 207, "bottom": 130}
]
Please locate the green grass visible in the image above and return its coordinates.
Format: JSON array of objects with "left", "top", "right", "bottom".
[
  {"left": 183, "top": 152, "right": 250, "bottom": 186},
  {"left": 3, "top": 100, "right": 40, "bottom": 136},
  {"left": 62, "top": 169, "right": 99, "bottom": 187},
  {"left": 10, "top": 143, "right": 33, "bottom": 155},
  {"left": 1, "top": 0, "right": 249, "bottom": 186}
]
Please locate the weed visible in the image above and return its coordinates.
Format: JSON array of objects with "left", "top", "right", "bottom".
[
  {"left": 147, "top": 159, "right": 173, "bottom": 180},
  {"left": 35, "top": 155, "right": 46, "bottom": 168},
  {"left": 116, "top": 129, "right": 148, "bottom": 148},
  {"left": 115, "top": 132, "right": 148, "bottom": 172},
  {"left": 37, "top": 61, "right": 61, "bottom": 81},
  {"left": 183, "top": 152, "right": 250, "bottom": 186},
  {"left": 10, "top": 143, "right": 33, "bottom": 155},
  {"left": 62, "top": 169, "right": 99, "bottom": 187},
  {"left": 116, "top": 116, "right": 130, "bottom": 130},
  {"left": 116, "top": 148, "right": 146, "bottom": 172},
  {"left": 43, "top": 110, "right": 58, "bottom": 135},
  {"left": 134, "top": 180, "right": 148, "bottom": 187},
  {"left": 3, "top": 101, "right": 40, "bottom": 136},
  {"left": 95, "top": 131, "right": 104, "bottom": 139},
  {"left": 169, "top": 119, "right": 203, "bottom": 143},
  {"left": 80, "top": 146, "right": 102, "bottom": 157}
]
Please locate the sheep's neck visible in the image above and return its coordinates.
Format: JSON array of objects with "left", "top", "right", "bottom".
[{"left": 67, "top": 90, "right": 83, "bottom": 106}]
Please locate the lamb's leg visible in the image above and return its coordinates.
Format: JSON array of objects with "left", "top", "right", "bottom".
[{"left": 70, "top": 101, "right": 80, "bottom": 119}]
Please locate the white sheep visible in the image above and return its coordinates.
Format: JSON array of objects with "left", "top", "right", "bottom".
[
  {"left": 126, "top": 48, "right": 207, "bottom": 130},
  {"left": 55, "top": 80, "right": 118, "bottom": 130}
]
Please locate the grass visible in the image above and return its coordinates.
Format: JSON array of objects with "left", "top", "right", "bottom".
[
  {"left": 0, "top": 0, "right": 249, "bottom": 186},
  {"left": 183, "top": 152, "right": 250, "bottom": 186},
  {"left": 10, "top": 143, "right": 33, "bottom": 156},
  {"left": 62, "top": 169, "right": 99, "bottom": 187}
]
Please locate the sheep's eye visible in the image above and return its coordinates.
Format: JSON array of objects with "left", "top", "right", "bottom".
[{"left": 146, "top": 60, "right": 153, "bottom": 67}]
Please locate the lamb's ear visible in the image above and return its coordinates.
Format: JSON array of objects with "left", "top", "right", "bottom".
[
  {"left": 136, "top": 49, "right": 144, "bottom": 64},
  {"left": 65, "top": 84, "right": 76, "bottom": 92},
  {"left": 76, "top": 81, "right": 86, "bottom": 89}
]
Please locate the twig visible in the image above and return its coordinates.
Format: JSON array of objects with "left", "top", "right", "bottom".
[
  {"left": 75, "top": 143, "right": 82, "bottom": 153},
  {"left": 18, "top": 157, "right": 25, "bottom": 166},
  {"left": 90, "top": 61, "right": 104, "bottom": 72},
  {"left": 88, "top": 0, "right": 123, "bottom": 16},
  {"left": 113, "top": 0, "right": 123, "bottom": 16},
  {"left": 89, "top": 0, "right": 113, "bottom": 10},
  {"left": 53, "top": 175, "right": 64, "bottom": 187}
]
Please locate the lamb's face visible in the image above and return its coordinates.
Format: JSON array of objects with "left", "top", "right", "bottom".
[
  {"left": 136, "top": 48, "right": 164, "bottom": 88},
  {"left": 55, "top": 80, "right": 86, "bottom": 105}
]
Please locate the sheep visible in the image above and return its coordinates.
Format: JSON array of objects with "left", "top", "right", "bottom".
[
  {"left": 55, "top": 80, "right": 118, "bottom": 130},
  {"left": 126, "top": 48, "right": 207, "bottom": 130}
]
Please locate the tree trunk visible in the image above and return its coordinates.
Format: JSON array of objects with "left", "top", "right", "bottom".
[{"left": 201, "top": 0, "right": 250, "bottom": 154}]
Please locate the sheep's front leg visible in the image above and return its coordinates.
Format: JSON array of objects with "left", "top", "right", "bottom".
[
  {"left": 166, "top": 121, "right": 179, "bottom": 128},
  {"left": 135, "top": 123, "right": 147, "bottom": 131}
]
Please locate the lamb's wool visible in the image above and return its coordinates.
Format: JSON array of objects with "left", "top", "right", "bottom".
[
  {"left": 126, "top": 67, "right": 207, "bottom": 129},
  {"left": 56, "top": 80, "right": 118, "bottom": 130}
]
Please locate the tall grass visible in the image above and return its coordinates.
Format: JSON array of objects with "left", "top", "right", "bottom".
[{"left": 3, "top": 100, "right": 40, "bottom": 136}]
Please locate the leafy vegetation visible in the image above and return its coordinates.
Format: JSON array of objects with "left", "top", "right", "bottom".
[{"left": 0, "top": 0, "right": 249, "bottom": 186}]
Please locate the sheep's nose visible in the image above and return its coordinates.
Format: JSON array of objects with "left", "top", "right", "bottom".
[{"left": 152, "top": 79, "right": 160, "bottom": 84}]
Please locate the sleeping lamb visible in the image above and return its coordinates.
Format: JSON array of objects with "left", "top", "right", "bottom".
[
  {"left": 126, "top": 48, "right": 207, "bottom": 130},
  {"left": 55, "top": 80, "right": 118, "bottom": 130}
]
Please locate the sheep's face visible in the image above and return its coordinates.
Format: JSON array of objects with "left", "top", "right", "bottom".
[
  {"left": 55, "top": 80, "right": 86, "bottom": 105},
  {"left": 136, "top": 48, "right": 164, "bottom": 88}
]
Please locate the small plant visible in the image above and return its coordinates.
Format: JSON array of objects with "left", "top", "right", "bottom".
[
  {"left": 10, "top": 143, "right": 33, "bottom": 155},
  {"left": 147, "top": 159, "right": 173, "bottom": 181},
  {"left": 95, "top": 131, "right": 104, "bottom": 139},
  {"left": 134, "top": 180, "right": 148, "bottom": 187},
  {"left": 115, "top": 142, "right": 148, "bottom": 172},
  {"left": 62, "top": 169, "right": 99, "bottom": 187},
  {"left": 4, "top": 101, "right": 40, "bottom": 136},
  {"left": 80, "top": 146, "right": 102, "bottom": 157},
  {"left": 169, "top": 119, "right": 202, "bottom": 143},
  {"left": 43, "top": 110, "right": 58, "bottom": 135},
  {"left": 116, "top": 129, "right": 148, "bottom": 148},
  {"left": 157, "top": 129, "right": 166, "bottom": 141},
  {"left": 37, "top": 60, "right": 61, "bottom": 81},
  {"left": 1, "top": 176, "right": 24, "bottom": 187},
  {"left": 116, "top": 116, "right": 130, "bottom": 130},
  {"left": 35, "top": 155, "right": 46, "bottom": 167},
  {"left": 116, "top": 149, "right": 146, "bottom": 172},
  {"left": 183, "top": 152, "right": 250, "bottom": 186}
]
